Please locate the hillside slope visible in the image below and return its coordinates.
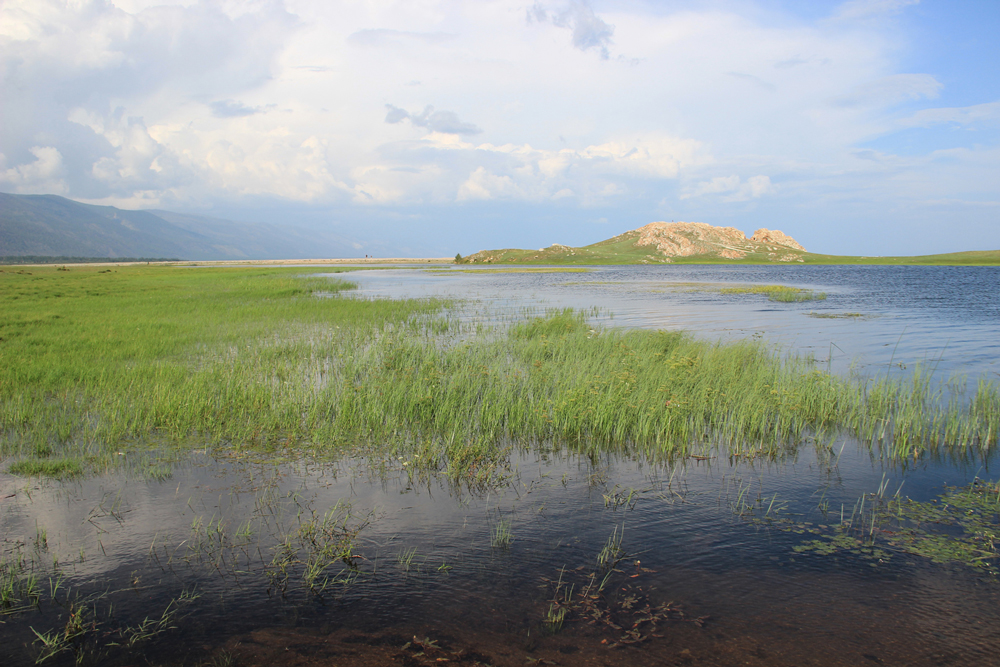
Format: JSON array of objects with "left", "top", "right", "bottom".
[{"left": 0, "top": 193, "right": 358, "bottom": 260}]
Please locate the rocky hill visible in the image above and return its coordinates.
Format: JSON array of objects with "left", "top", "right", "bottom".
[{"left": 464, "top": 221, "right": 807, "bottom": 265}]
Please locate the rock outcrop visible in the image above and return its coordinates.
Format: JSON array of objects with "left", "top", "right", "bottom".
[
  {"left": 632, "top": 222, "right": 755, "bottom": 259},
  {"left": 750, "top": 228, "right": 806, "bottom": 251}
]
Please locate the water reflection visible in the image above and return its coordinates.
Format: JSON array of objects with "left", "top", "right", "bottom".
[{"left": 1, "top": 441, "right": 997, "bottom": 666}]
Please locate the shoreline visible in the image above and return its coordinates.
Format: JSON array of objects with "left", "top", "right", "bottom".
[{"left": 1, "top": 257, "right": 454, "bottom": 268}]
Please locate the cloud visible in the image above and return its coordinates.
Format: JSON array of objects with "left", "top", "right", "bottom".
[
  {"left": 832, "top": 0, "right": 920, "bottom": 22},
  {"left": 0, "top": 0, "right": 297, "bottom": 201},
  {"left": 528, "top": 1, "right": 615, "bottom": 59},
  {"left": 2, "top": 0, "right": 998, "bottom": 255},
  {"left": 347, "top": 29, "right": 457, "bottom": 47},
  {"left": 209, "top": 100, "right": 264, "bottom": 118},
  {"left": 384, "top": 105, "right": 483, "bottom": 135},
  {"left": 349, "top": 132, "right": 706, "bottom": 206},
  {"left": 834, "top": 73, "right": 942, "bottom": 108},
  {"left": 726, "top": 72, "right": 776, "bottom": 92},
  {"left": 897, "top": 100, "right": 1000, "bottom": 128},
  {"left": 0, "top": 146, "right": 68, "bottom": 194},
  {"left": 681, "top": 174, "right": 775, "bottom": 202},
  {"left": 457, "top": 167, "right": 522, "bottom": 201}
]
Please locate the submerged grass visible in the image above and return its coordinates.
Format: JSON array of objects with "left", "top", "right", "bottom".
[
  {"left": 1, "top": 265, "right": 998, "bottom": 481},
  {"left": 783, "top": 478, "right": 1000, "bottom": 574}
]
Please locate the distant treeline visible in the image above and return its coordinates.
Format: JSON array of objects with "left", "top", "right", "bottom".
[{"left": 0, "top": 256, "right": 181, "bottom": 265}]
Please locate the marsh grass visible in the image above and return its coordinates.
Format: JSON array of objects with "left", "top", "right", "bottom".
[
  {"left": 490, "top": 515, "right": 513, "bottom": 548},
  {"left": 8, "top": 457, "right": 83, "bottom": 479},
  {"left": 720, "top": 284, "right": 826, "bottom": 302},
  {"left": 1, "top": 265, "right": 998, "bottom": 482},
  {"left": 807, "top": 312, "right": 871, "bottom": 319},
  {"left": 597, "top": 525, "right": 625, "bottom": 571}
]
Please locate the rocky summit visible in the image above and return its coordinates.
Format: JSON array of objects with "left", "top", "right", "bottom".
[
  {"left": 464, "top": 221, "right": 807, "bottom": 264},
  {"left": 626, "top": 222, "right": 805, "bottom": 260}
]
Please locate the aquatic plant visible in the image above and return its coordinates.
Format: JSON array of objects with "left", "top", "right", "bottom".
[
  {"left": 597, "top": 525, "right": 625, "bottom": 571},
  {"left": 491, "top": 516, "right": 513, "bottom": 549},
  {"left": 396, "top": 547, "right": 419, "bottom": 573},
  {"left": 720, "top": 284, "right": 826, "bottom": 302},
  {"left": 782, "top": 478, "right": 1000, "bottom": 574}
]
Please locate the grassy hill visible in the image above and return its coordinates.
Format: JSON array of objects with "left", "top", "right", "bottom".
[{"left": 462, "top": 223, "right": 1000, "bottom": 266}]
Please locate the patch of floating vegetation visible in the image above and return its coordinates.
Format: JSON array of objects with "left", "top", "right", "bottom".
[
  {"left": 559, "top": 280, "right": 828, "bottom": 302},
  {"left": 763, "top": 478, "right": 1000, "bottom": 574},
  {"left": 719, "top": 284, "right": 827, "bottom": 302}
]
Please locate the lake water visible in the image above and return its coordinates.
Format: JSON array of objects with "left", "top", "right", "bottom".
[
  {"left": 1, "top": 265, "right": 998, "bottom": 666},
  {"left": 343, "top": 264, "right": 1000, "bottom": 381}
]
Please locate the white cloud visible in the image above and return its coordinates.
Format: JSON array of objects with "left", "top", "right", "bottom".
[
  {"left": 897, "top": 100, "right": 1000, "bottom": 128},
  {"left": 528, "top": 1, "right": 615, "bottom": 59},
  {"left": 0, "top": 146, "right": 68, "bottom": 194},
  {"left": 457, "top": 167, "right": 521, "bottom": 201},
  {"left": 682, "top": 174, "right": 775, "bottom": 202},
  {"left": 385, "top": 105, "right": 482, "bottom": 135},
  {"left": 346, "top": 132, "right": 706, "bottom": 206},
  {"left": 832, "top": 0, "right": 920, "bottom": 22},
  {"left": 834, "top": 73, "right": 942, "bottom": 108}
]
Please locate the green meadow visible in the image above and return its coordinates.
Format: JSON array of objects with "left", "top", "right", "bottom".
[{"left": 1, "top": 264, "right": 998, "bottom": 483}]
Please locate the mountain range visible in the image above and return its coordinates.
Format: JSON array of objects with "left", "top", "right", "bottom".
[{"left": 0, "top": 193, "right": 360, "bottom": 261}]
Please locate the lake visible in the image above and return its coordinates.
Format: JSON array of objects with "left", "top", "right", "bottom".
[{"left": 1, "top": 264, "right": 998, "bottom": 666}]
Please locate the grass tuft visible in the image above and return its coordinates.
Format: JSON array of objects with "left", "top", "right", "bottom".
[{"left": 8, "top": 457, "right": 83, "bottom": 478}]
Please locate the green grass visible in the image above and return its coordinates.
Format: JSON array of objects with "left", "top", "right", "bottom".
[
  {"left": 491, "top": 516, "right": 513, "bottom": 548},
  {"left": 7, "top": 457, "right": 83, "bottom": 478},
  {"left": 719, "top": 284, "right": 826, "bottom": 302},
  {"left": 0, "top": 265, "right": 997, "bottom": 481}
]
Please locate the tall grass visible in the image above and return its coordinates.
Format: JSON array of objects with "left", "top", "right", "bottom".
[{"left": 1, "top": 266, "right": 997, "bottom": 480}]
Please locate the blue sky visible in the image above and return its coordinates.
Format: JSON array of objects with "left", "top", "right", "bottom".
[{"left": 1, "top": 0, "right": 998, "bottom": 256}]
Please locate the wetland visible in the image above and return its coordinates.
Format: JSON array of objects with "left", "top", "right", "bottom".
[{"left": 1, "top": 263, "right": 999, "bottom": 666}]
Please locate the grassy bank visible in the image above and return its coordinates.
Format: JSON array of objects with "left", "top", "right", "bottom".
[{"left": 1, "top": 265, "right": 998, "bottom": 482}]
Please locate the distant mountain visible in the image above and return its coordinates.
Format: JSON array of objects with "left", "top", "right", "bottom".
[
  {"left": 464, "top": 222, "right": 808, "bottom": 265},
  {"left": 0, "top": 193, "right": 360, "bottom": 260}
]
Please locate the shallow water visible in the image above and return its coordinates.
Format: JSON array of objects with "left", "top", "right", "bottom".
[
  {"left": 2, "top": 265, "right": 999, "bottom": 666},
  {"left": 1, "top": 440, "right": 997, "bottom": 666},
  {"left": 339, "top": 264, "right": 1000, "bottom": 381}
]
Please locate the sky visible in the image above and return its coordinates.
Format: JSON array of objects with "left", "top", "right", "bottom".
[{"left": 1, "top": 0, "right": 999, "bottom": 257}]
